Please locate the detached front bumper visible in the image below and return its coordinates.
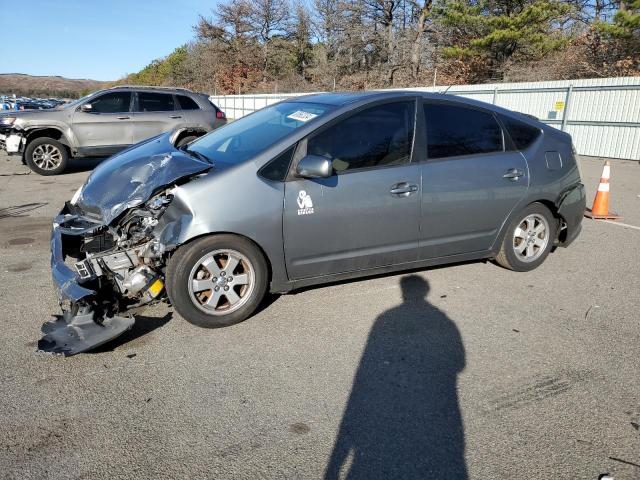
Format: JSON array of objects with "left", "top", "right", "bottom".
[
  {"left": 50, "top": 213, "right": 97, "bottom": 304},
  {"left": 44, "top": 212, "right": 136, "bottom": 356}
]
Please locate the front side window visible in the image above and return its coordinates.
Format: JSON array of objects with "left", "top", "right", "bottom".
[
  {"left": 307, "top": 101, "right": 415, "bottom": 173},
  {"left": 137, "top": 92, "right": 175, "bottom": 112},
  {"left": 424, "top": 103, "right": 503, "bottom": 159},
  {"left": 88, "top": 92, "right": 131, "bottom": 114}
]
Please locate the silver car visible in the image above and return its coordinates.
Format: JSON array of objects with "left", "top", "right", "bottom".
[
  {"left": 43, "top": 91, "right": 585, "bottom": 354},
  {"left": 0, "top": 86, "right": 227, "bottom": 175}
]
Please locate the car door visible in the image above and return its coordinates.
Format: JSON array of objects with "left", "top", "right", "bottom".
[
  {"left": 419, "top": 100, "right": 529, "bottom": 259},
  {"left": 283, "top": 100, "right": 421, "bottom": 280},
  {"left": 132, "top": 91, "right": 185, "bottom": 143},
  {"left": 72, "top": 91, "right": 133, "bottom": 154}
]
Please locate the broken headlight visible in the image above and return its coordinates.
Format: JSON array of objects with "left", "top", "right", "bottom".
[{"left": 70, "top": 186, "right": 83, "bottom": 205}]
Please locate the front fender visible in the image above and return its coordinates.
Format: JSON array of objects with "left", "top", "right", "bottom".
[
  {"left": 152, "top": 165, "right": 291, "bottom": 293},
  {"left": 24, "top": 126, "right": 74, "bottom": 148}
]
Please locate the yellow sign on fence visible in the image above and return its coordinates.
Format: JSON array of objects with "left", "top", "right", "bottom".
[{"left": 555, "top": 101, "right": 565, "bottom": 110}]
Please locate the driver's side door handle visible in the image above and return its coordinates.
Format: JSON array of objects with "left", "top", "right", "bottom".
[
  {"left": 503, "top": 168, "right": 524, "bottom": 180},
  {"left": 390, "top": 183, "right": 419, "bottom": 196}
]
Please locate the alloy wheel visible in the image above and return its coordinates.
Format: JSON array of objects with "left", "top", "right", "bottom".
[
  {"left": 187, "top": 249, "right": 256, "bottom": 315},
  {"left": 512, "top": 213, "right": 550, "bottom": 262},
  {"left": 32, "top": 143, "right": 63, "bottom": 171}
]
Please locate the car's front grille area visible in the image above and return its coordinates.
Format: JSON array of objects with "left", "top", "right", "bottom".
[{"left": 81, "top": 231, "right": 115, "bottom": 254}]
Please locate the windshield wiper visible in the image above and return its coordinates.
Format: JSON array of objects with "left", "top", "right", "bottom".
[{"left": 182, "top": 147, "right": 214, "bottom": 165}]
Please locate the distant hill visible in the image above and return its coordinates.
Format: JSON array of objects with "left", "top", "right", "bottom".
[{"left": 0, "top": 73, "right": 111, "bottom": 99}]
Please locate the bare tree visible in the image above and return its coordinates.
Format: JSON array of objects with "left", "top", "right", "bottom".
[
  {"left": 290, "top": 1, "right": 314, "bottom": 80},
  {"left": 248, "top": 0, "right": 290, "bottom": 81},
  {"left": 409, "top": 0, "right": 434, "bottom": 80},
  {"left": 128, "top": 0, "right": 638, "bottom": 94}
]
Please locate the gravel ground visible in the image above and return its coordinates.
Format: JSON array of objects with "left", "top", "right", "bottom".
[{"left": 0, "top": 152, "right": 638, "bottom": 480}]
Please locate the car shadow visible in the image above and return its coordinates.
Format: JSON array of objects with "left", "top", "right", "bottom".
[
  {"left": 66, "top": 156, "right": 105, "bottom": 174},
  {"left": 294, "top": 258, "right": 488, "bottom": 295},
  {"left": 89, "top": 312, "right": 173, "bottom": 353},
  {"left": 324, "top": 275, "right": 468, "bottom": 479}
]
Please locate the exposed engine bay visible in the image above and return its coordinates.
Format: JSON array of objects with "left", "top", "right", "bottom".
[
  {"left": 71, "top": 191, "right": 171, "bottom": 304},
  {"left": 41, "top": 191, "right": 173, "bottom": 355},
  {"left": 41, "top": 138, "right": 214, "bottom": 355}
]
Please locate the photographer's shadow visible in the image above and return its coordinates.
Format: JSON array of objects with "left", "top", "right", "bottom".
[{"left": 325, "top": 275, "right": 467, "bottom": 479}]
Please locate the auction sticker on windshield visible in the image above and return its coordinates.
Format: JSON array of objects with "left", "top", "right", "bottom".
[{"left": 287, "top": 111, "right": 318, "bottom": 122}]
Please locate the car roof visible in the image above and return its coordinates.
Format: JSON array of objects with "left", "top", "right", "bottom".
[
  {"left": 287, "top": 91, "right": 385, "bottom": 105},
  {"left": 107, "top": 85, "right": 195, "bottom": 94},
  {"left": 284, "top": 90, "right": 491, "bottom": 107},
  {"left": 283, "top": 89, "right": 546, "bottom": 128}
]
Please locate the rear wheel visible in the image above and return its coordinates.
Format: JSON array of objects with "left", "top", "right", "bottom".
[
  {"left": 495, "top": 203, "right": 557, "bottom": 272},
  {"left": 25, "top": 137, "right": 69, "bottom": 175},
  {"left": 166, "top": 235, "right": 268, "bottom": 328}
]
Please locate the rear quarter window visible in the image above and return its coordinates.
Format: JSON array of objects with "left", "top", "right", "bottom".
[
  {"left": 177, "top": 95, "right": 200, "bottom": 110},
  {"left": 499, "top": 114, "right": 541, "bottom": 150}
]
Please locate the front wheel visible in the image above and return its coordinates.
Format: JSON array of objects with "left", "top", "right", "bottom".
[
  {"left": 176, "top": 135, "right": 199, "bottom": 148},
  {"left": 495, "top": 203, "right": 557, "bottom": 272},
  {"left": 166, "top": 235, "right": 269, "bottom": 328},
  {"left": 25, "top": 137, "right": 69, "bottom": 175}
]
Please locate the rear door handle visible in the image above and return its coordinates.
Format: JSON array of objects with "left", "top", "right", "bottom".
[
  {"left": 169, "top": 115, "right": 182, "bottom": 119},
  {"left": 117, "top": 116, "right": 130, "bottom": 120},
  {"left": 503, "top": 168, "right": 524, "bottom": 180},
  {"left": 390, "top": 183, "right": 419, "bottom": 196}
]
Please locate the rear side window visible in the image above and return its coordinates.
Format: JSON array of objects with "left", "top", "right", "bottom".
[
  {"left": 499, "top": 114, "right": 541, "bottom": 150},
  {"left": 424, "top": 103, "right": 503, "bottom": 159},
  {"left": 307, "top": 101, "right": 415, "bottom": 173},
  {"left": 137, "top": 92, "right": 175, "bottom": 112},
  {"left": 177, "top": 95, "right": 200, "bottom": 110},
  {"left": 89, "top": 92, "right": 131, "bottom": 113}
]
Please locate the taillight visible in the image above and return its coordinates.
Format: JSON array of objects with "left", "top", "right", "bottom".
[{"left": 216, "top": 111, "right": 225, "bottom": 119}]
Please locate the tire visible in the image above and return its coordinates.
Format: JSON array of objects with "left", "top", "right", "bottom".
[
  {"left": 166, "top": 234, "right": 269, "bottom": 328},
  {"left": 495, "top": 203, "right": 557, "bottom": 272},
  {"left": 176, "top": 135, "right": 199, "bottom": 148},
  {"left": 25, "top": 137, "right": 69, "bottom": 175}
]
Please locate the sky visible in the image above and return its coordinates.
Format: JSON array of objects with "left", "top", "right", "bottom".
[{"left": 0, "top": 0, "right": 217, "bottom": 81}]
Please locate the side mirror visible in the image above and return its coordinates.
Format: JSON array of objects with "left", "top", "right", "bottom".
[
  {"left": 296, "top": 155, "right": 332, "bottom": 179},
  {"left": 81, "top": 103, "right": 93, "bottom": 113}
]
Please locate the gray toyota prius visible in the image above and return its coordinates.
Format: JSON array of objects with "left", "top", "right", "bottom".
[{"left": 45, "top": 91, "right": 585, "bottom": 354}]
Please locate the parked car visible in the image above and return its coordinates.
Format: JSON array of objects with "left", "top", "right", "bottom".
[
  {"left": 0, "top": 86, "right": 227, "bottom": 175},
  {"left": 44, "top": 91, "right": 585, "bottom": 354}
]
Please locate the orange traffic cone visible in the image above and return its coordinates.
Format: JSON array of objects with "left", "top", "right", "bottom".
[{"left": 584, "top": 160, "right": 621, "bottom": 220}]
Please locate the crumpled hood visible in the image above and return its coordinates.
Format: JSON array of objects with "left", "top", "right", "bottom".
[{"left": 74, "top": 132, "right": 212, "bottom": 225}]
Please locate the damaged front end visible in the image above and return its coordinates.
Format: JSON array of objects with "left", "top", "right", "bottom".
[
  {"left": 41, "top": 135, "right": 212, "bottom": 355},
  {"left": 0, "top": 116, "right": 25, "bottom": 155},
  {"left": 43, "top": 194, "right": 171, "bottom": 355}
]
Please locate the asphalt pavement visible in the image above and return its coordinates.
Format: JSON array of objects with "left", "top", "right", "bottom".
[{"left": 0, "top": 153, "right": 638, "bottom": 479}]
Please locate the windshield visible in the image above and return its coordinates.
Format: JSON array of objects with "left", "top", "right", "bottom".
[{"left": 189, "top": 101, "right": 334, "bottom": 166}]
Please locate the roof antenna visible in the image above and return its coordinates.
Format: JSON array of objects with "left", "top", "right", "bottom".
[{"left": 440, "top": 85, "right": 452, "bottom": 94}]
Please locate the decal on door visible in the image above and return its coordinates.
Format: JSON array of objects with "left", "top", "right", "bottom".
[{"left": 297, "top": 190, "right": 314, "bottom": 215}]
